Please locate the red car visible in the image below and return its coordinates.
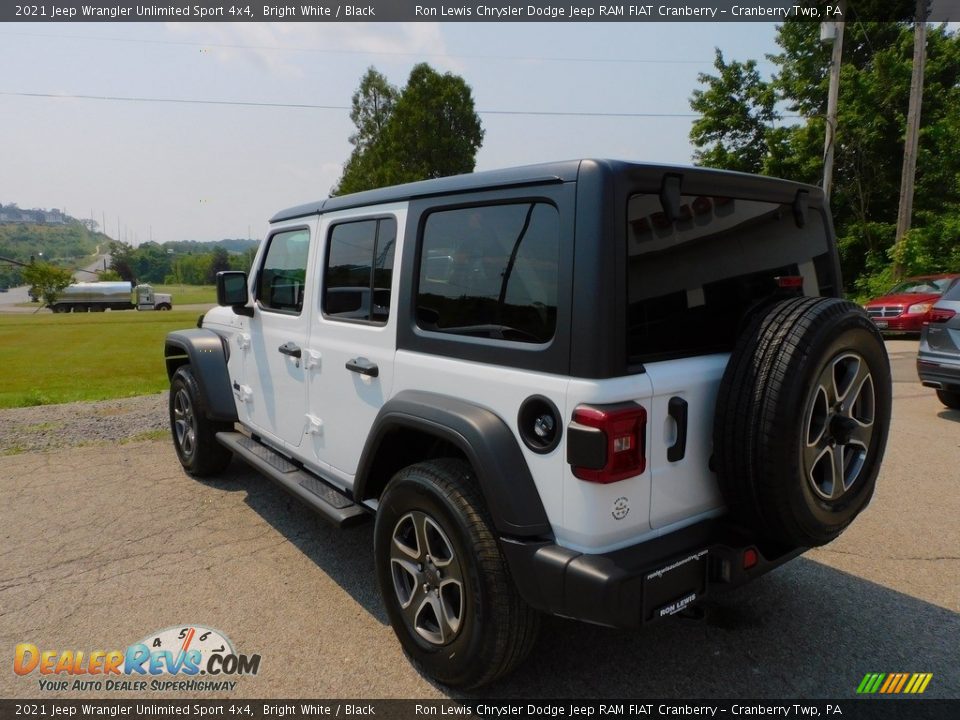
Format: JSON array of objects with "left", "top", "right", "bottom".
[{"left": 864, "top": 274, "right": 960, "bottom": 333}]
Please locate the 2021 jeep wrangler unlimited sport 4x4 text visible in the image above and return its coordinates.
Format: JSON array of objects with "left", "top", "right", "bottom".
[{"left": 164, "top": 159, "right": 891, "bottom": 688}]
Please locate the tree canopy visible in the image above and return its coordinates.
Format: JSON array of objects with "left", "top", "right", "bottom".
[
  {"left": 22, "top": 261, "right": 74, "bottom": 307},
  {"left": 333, "top": 64, "right": 484, "bottom": 195},
  {"left": 689, "top": 16, "right": 960, "bottom": 297},
  {"left": 108, "top": 240, "right": 256, "bottom": 285}
]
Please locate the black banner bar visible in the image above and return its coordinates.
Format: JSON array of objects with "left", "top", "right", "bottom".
[
  {"left": 1, "top": 700, "right": 958, "bottom": 720},
  {"left": 3, "top": 1, "right": 960, "bottom": 24}
]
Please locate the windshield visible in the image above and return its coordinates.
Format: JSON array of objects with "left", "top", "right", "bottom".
[{"left": 886, "top": 278, "right": 952, "bottom": 295}]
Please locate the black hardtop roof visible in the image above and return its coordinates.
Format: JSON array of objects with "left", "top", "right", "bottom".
[{"left": 270, "top": 159, "right": 823, "bottom": 223}]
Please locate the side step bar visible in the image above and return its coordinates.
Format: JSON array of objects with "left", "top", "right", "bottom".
[{"left": 216, "top": 431, "right": 368, "bottom": 528}]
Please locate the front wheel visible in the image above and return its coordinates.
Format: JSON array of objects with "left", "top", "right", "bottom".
[
  {"left": 374, "top": 459, "right": 539, "bottom": 689},
  {"left": 169, "top": 365, "right": 233, "bottom": 477}
]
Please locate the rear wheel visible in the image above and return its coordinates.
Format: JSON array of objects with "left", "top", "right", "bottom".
[
  {"left": 169, "top": 365, "right": 233, "bottom": 477},
  {"left": 714, "top": 297, "right": 892, "bottom": 547},
  {"left": 374, "top": 459, "right": 539, "bottom": 688},
  {"left": 936, "top": 389, "right": 960, "bottom": 409}
]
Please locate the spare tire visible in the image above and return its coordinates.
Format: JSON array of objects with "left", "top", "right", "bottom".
[{"left": 713, "top": 296, "right": 891, "bottom": 547}]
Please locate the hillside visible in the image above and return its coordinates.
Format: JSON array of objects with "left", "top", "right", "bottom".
[{"left": 0, "top": 220, "right": 109, "bottom": 288}]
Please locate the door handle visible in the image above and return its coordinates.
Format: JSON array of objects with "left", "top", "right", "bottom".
[
  {"left": 667, "top": 396, "right": 688, "bottom": 462},
  {"left": 346, "top": 357, "right": 379, "bottom": 377},
  {"left": 278, "top": 342, "right": 302, "bottom": 359}
]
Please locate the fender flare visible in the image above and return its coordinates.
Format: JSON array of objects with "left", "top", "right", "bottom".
[
  {"left": 164, "top": 329, "right": 238, "bottom": 423},
  {"left": 356, "top": 390, "right": 552, "bottom": 538}
]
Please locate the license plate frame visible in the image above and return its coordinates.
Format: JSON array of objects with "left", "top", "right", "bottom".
[{"left": 642, "top": 549, "right": 709, "bottom": 622}]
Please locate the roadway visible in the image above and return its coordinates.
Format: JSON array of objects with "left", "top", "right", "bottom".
[{"left": 0, "top": 340, "right": 956, "bottom": 700}]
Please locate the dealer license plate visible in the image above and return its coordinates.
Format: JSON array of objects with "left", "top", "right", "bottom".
[{"left": 643, "top": 549, "right": 709, "bottom": 622}]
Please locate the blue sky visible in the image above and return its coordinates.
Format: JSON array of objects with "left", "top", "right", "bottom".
[{"left": 0, "top": 22, "right": 786, "bottom": 244}]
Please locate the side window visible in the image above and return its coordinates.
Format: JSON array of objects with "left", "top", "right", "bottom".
[
  {"left": 416, "top": 203, "right": 559, "bottom": 344},
  {"left": 324, "top": 217, "right": 397, "bottom": 323},
  {"left": 257, "top": 228, "right": 310, "bottom": 313}
]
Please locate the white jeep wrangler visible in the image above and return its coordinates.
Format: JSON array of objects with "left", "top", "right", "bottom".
[{"left": 164, "top": 160, "right": 891, "bottom": 688}]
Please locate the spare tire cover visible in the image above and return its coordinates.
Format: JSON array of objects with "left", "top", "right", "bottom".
[{"left": 713, "top": 296, "right": 892, "bottom": 547}]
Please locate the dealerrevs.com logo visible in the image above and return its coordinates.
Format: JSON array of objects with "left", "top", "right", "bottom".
[{"left": 14, "top": 625, "right": 261, "bottom": 693}]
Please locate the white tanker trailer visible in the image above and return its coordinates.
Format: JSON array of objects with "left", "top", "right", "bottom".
[{"left": 50, "top": 282, "right": 173, "bottom": 313}]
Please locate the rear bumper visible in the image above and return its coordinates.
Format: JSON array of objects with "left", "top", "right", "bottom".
[
  {"left": 869, "top": 315, "right": 924, "bottom": 333},
  {"left": 500, "top": 519, "right": 803, "bottom": 629},
  {"left": 917, "top": 355, "right": 960, "bottom": 392}
]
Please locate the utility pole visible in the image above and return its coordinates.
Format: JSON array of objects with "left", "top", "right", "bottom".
[
  {"left": 821, "top": 1, "right": 845, "bottom": 202},
  {"left": 892, "top": 0, "right": 929, "bottom": 280}
]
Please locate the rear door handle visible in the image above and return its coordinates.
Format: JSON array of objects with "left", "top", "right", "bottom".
[
  {"left": 667, "top": 396, "right": 688, "bottom": 462},
  {"left": 278, "top": 342, "right": 302, "bottom": 359},
  {"left": 346, "top": 357, "right": 379, "bottom": 377}
]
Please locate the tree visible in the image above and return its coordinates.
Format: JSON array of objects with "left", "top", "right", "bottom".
[
  {"left": 332, "top": 68, "right": 399, "bottom": 195},
  {"left": 350, "top": 67, "right": 398, "bottom": 153},
  {"left": 108, "top": 241, "right": 137, "bottom": 283},
  {"left": 22, "top": 261, "right": 74, "bottom": 307},
  {"left": 689, "top": 49, "right": 779, "bottom": 174},
  {"left": 333, "top": 63, "right": 484, "bottom": 195},
  {"left": 383, "top": 64, "right": 485, "bottom": 182},
  {"left": 206, "top": 247, "right": 231, "bottom": 284}
]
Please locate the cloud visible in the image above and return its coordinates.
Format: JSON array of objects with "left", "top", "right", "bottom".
[{"left": 163, "top": 22, "right": 452, "bottom": 77}]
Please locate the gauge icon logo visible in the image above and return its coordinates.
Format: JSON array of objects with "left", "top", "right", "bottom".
[{"left": 127, "top": 624, "right": 260, "bottom": 677}]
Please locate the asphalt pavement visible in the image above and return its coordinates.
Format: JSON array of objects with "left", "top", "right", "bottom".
[{"left": 0, "top": 340, "right": 957, "bottom": 700}]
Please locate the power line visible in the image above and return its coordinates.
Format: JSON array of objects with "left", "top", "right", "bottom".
[{"left": 0, "top": 91, "right": 704, "bottom": 118}]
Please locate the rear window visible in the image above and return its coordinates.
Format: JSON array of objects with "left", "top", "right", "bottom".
[{"left": 626, "top": 193, "right": 833, "bottom": 363}]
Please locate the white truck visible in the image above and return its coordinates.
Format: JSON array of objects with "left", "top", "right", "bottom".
[
  {"left": 165, "top": 160, "right": 891, "bottom": 688},
  {"left": 50, "top": 281, "right": 172, "bottom": 313}
]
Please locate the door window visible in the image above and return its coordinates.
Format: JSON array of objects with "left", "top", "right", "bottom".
[
  {"left": 257, "top": 228, "right": 310, "bottom": 313},
  {"left": 323, "top": 217, "right": 397, "bottom": 323}
]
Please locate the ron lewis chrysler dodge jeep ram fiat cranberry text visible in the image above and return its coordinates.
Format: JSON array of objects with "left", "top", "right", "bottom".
[{"left": 164, "top": 160, "right": 891, "bottom": 688}]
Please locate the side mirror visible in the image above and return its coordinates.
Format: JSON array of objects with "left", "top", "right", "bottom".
[{"left": 217, "top": 271, "right": 253, "bottom": 316}]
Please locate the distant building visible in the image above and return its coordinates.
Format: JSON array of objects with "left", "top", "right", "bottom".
[{"left": 0, "top": 203, "right": 69, "bottom": 225}]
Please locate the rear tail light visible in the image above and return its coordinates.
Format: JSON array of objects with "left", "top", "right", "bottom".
[
  {"left": 776, "top": 275, "right": 804, "bottom": 290},
  {"left": 927, "top": 308, "right": 956, "bottom": 323},
  {"left": 742, "top": 547, "right": 759, "bottom": 570},
  {"left": 568, "top": 403, "right": 646, "bottom": 483}
]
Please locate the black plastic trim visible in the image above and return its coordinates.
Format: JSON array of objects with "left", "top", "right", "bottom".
[
  {"left": 271, "top": 165, "right": 571, "bottom": 222},
  {"left": 164, "top": 329, "right": 238, "bottom": 423},
  {"left": 217, "top": 432, "right": 367, "bottom": 528},
  {"left": 516, "top": 395, "right": 563, "bottom": 454},
  {"left": 566, "top": 422, "right": 606, "bottom": 470},
  {"left": 667, "top": 396, "right": 689, "bottom": 462},
  {"left": 355, "top": 390, "right": 551, "bottom": 537},
  {"left": 500, "top": 519, "right": 804, "bottom": 629}
]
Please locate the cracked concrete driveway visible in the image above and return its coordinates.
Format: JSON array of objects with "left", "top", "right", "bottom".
[{"left": 1, "top": 340, "right": 957, "bottom": 699}]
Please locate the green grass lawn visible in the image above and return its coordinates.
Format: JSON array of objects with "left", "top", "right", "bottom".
[
  {"left": 0, "top": 310, "right": 203, "bottom": 408},
  {"left": 153, "top": 284, "right": 216, "bottom": 305}
]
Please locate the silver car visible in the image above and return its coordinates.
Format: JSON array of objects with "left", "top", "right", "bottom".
[{"left": 917, "top": 279, "right": 960, "bottom": 409}]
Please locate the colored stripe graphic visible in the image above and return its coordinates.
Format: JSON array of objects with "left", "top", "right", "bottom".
[
  {"left": 857, "top": 673, "right": 932, "bottom": 694},
  {"left": 857, "top": 673, "right": 886, "bottom": 695}
]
